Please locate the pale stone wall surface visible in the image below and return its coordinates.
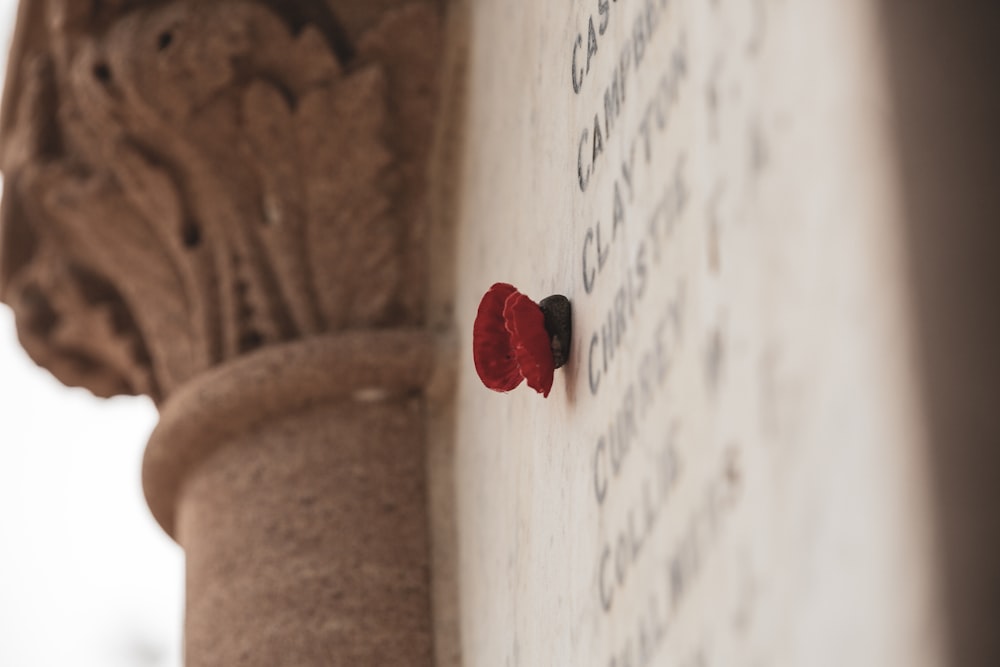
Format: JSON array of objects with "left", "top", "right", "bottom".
[
  {"left": 449, "top": 1, "right": 942, "bottom": 665},
  {"left": 4, "top": 1, "right": 987, "bottom": 665}
]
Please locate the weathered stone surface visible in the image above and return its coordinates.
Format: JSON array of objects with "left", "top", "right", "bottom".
[
  {"left": 0, "top": 3, "right": 447, "bottom": 666},
  {"left": 0, "top": 0, "right": 440, "bottom": 404},
  {"left": 448, "top": 1, "right": 943, "bottom": 666},
  {"left": 7, "top": 0, "right": 997, "bottom": 666},
  {"left": 149, "top": 331, "right": 437, "bottom": 666}
]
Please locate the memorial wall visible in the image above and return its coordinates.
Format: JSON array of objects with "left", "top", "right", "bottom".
[
  {"left": 2, "top": 1, "right": 995, "bottom": 665},
  {"left": 447, "top": 1, "right": 943, "bottom": 664}
]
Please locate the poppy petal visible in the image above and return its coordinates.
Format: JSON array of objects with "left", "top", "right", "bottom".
[
  {"left": 503, "top": 291, "right": 555, "bottom": 397},
  {"left": 473, "top": 282, "right": 523, "bottom": 391}
]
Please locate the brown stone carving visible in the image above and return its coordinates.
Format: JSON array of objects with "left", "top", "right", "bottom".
[
  {"left": 0, "top": 1, "right": 445, "bottom": 664},
  {"left": 0, "top": 0, "right": 439, "bottom": 403}
]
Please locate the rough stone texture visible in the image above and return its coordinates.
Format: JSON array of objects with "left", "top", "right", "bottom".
[
  {"left": 156, "top": 333, "right": 435, "bottom": 665},
  {"left": 179, "top": 398, "right": 431, "bottom": 665},
  {"left": 0, "top": 1, "right": 447, "bottom": 665},
  {"left": 144, "top": 329, "right": 436, "bottom": 536},
  {"left": 0, "top": 0, "right": 440, "bottom": 404}
]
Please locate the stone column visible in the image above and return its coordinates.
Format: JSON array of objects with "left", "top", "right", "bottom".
[
  {"left": 0, "top": 1, "right": 444, "bottom": 665},
  {"left": 147, "top": 333, "right": 435, "bottom": 664}
]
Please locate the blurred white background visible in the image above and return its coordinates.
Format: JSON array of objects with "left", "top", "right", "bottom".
[{"left": 0, "top": 1, "right": 185, "bottom": 665}]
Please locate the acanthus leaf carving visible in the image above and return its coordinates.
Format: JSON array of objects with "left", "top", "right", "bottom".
[{"left": 0, "top": 1, "right": 441, "bottom": 403}]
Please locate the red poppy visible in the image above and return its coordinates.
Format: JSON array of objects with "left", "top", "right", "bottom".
[
  {"left": 503, "top": 291, "right": 554, "bottom": 397},
  {"left": 473, "top": 283, "right": 523, "bottom": 392},
  {"left": 473, "top": 283, "right": 555, "bottom": 397}
]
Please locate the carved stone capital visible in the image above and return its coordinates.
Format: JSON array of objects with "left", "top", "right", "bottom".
[
  {"left": 0, "top": 0, "right": 440, "bottom": 403},
  {"left": 0, "top": 2, "right": 447, "bottom": 664}
]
